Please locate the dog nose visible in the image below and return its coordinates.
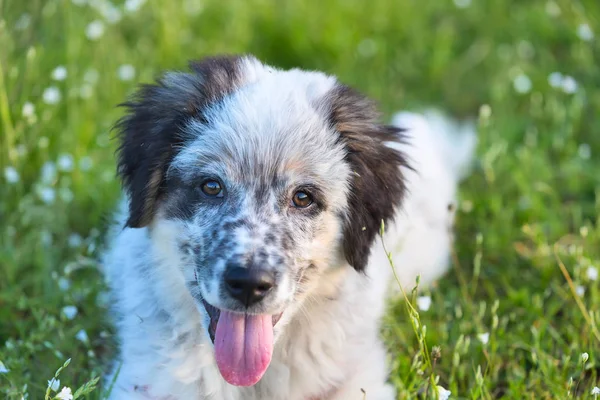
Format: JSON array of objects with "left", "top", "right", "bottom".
[{"left": 224, "top": 266, "right": 275, "bottom": 307}]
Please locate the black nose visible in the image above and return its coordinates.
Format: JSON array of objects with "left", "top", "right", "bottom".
[{"left": 224, "top": 266, "right": 275, "bottom": 307}]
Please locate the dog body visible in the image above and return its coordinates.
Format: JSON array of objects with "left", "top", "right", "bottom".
[{"left": 103, "top": 55, "right": 474, "bottom": 399}]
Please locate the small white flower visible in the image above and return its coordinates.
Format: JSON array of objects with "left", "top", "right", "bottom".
[
  {"left": 56, "top": 386, "right": 73, "bottom": 400},
  {"left": 57, "top": 153, "right": 75, "bottom": 172},
  {"left": 15, "top": 13, "right": 32, "bottom": 30},
  {"left": 86, "top": 20, "right": 105, "bottom": 40},
  {"left": 62, "top": 305, "right": 78, "bottom": 320},
  {"left": 416, "top": 296, "right": 432, "bottom": 311},
  {"left": 79, "top": 156, "right": 93, "bottom": 171},
  {"left": 48, "top": 378, "right": 60, "bottom": 391},
  {"left": 117, "top": 64, "right": 136, "bottom": 81},
  {"left": 58, "top": 277, "right": 72, "bottom": 291},
  {"left": 41, "top": 161, "right": 57, "bottom": 184},
  {"left": 581, "top": 352, "right": 589, "bottom": 364},
  {"left": 0, "top": 361, "right": 9, "bottom": 374},
  {"left": 477, "top": 332, "right": 490, "bottom": 345},
  {"left": 513, "top": 74, "right": 532, "bottom": 94},
  {"left": 576, "top": 285, "right": 585, "bottom": 297},
  {"left": 38, "top": 187, "right": 56, "bottom": 204},
  {"left": 103, "top": 5, "right": 123, "bottom": 24},
  {"left": 592, "top": 387, "right": 600, "bottom": 395},
  {"left": 561, "top": 76, "right": 578, "bottom": 94},
  {"left": 453, "top": 0, "right": 471, "bottom": 8},
  {"left": 125, "top": 0, "right": 146, "bottom": 12},
  {"left": 83, "top": 69, "right": 99, "bottom": 84},
  {"left": 22, "top": 101, "right": 35, "bottom": 118},
  {"left": 75, "top": 329, "right": 89, "bottom": 343},
  {"left": 545, "top": 1, "right": 561, "bottom": 17},
  {"left": 436, "top": 385, "right": 451, "bottom": 400},
  {"left": 587, "top": 266, "right": 598, "bottom": 281},
  {"left": 51, "top": 66, "right": 68, "bottom": 81},
  {"left": 40, "top": 230, "right": 53, "bottom": 246},
  {"left": 578, "top": 143, "right": 591, "bottom": 160},
  {"left": 4, "top": 166, "right": 20, "bottom": 184},
  {"left": 548, "top": 72, "right": 563, "bottom": 88},
  {"left": 577, "top": 23, "right": 594, "bottom": 41},
  {"left": 43, "top": 86, "right": 62, "bottom": 105},
  {"left": 68, "top": 233, "right": 83, "bottom": 248}
]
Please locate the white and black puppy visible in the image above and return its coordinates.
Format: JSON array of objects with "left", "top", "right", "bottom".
[{"left": 102, "top": 54, "right": 475, "bottom": 400}]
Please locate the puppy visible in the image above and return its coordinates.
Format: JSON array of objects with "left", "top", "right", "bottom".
[{"left": 102, "top": 55, "right": 475, "bottom": 399}]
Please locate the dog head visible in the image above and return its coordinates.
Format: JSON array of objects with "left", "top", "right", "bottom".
[{"left": 115, "top": 55, "right": 407, "bottom": 386}]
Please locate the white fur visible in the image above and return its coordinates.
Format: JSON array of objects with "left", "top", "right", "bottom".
[{"left": 102, "top": 69, "right": 475, "bottom": 398}]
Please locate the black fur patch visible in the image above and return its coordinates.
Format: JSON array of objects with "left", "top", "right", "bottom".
[
  {"left": 325, "top": 85, "right": 409, "bottom": 272},
  {"left": 114, "top": 55, "right": 245, "bottom": 227}
]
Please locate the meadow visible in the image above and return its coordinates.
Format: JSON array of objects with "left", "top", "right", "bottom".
[{"left": 1, "top": 0, "right": 599, "bottom": 398}]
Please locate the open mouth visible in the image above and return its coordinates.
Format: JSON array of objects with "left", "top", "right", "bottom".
[{"left": 201, "top": 299, "right": 283, "bottom": 387}]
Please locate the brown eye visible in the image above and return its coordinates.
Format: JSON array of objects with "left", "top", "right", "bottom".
[
  {"left": 292, "top": 191, "right": 313, "bottom": 208},
  {"left": 201, "top": 180, "right": 223, "bottom": 197}
]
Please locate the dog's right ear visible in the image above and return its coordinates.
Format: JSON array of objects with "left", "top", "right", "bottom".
[{"left": 114, "top": 55, "right": 245, "bottom": 228}]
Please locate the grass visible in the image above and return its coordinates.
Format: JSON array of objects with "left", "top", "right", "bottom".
[{"left": 0, "top": 0, "right": 599, "bottom": 398}]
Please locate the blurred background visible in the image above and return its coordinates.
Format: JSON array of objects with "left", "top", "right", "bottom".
[{"left": 1, "top": 0, "right": 599, "bottom": 398}]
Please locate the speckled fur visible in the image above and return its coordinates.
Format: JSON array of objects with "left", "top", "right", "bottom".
[{"left": 102, "top": 55, "right": 475, "bottom": 400}]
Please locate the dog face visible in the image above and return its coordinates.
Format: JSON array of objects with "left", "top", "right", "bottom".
[{"left": 115, "top": 55, "right": 407, "bottom": 386}]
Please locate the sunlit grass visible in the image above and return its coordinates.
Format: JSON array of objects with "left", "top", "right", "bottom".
[{"left": 1, "top": 0, "right": 599, "bottom": 398}]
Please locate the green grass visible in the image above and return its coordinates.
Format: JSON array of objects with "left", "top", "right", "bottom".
[{"left": 1, "top": 0, "right": 599, "bottom": 398}]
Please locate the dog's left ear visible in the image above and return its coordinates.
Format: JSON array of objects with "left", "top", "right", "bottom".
[{"left": 325, "top": 85, "right": 408, "bottom": 272}]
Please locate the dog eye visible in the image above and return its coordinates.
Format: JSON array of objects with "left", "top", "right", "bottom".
[
  {"left": 291, "top": 191, "right": 313, "bottom": 208},
  {"left": 201, "top": 180, "right": 223, "bottom": 197}
]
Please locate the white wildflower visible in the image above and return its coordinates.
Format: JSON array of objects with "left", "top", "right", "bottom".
[
  {"left": 56, "top": 386, "right": 73, "bottom": 400},
  {"left": 453, "top": 0, "right": 471, "bottom": 8},
  {"left": 57, "top": 153, "right": 74, "bottom": 172},
  {"left": 43, "top": 86, "right": 61, "bottom": 105},
  {"left": 79, "top": 156, "right": 93, "bottom": 171},
  {"left": 577, "top": 23, "right": 594, "bottom": 41},
  {"left": 581, "top": 352, "right": 589, "bottom": 364},
  {"left": 0, "top": 361, "right": 9, "bottom": 374},
  {"left": 561, "top": 76, "right": 578, "bottom": 94},
  {"left": 117, "top": 64, "right": 136, "bottom": 81},
  {"left": 15, "top": 13, "right": 32, "bottom": 30},
  {"left": 86, "top": 20, "right": 105, "bottom": 40},
  {"left": 4, "top": 166, "right": 20, "bottom": 184},
  {"left": 75, "top": 329, "right": 89, "bottom": 343},
  {"left": 436, "top": 385, "right": 451, "bottom": 400},
  {"left": 592, "top": 387, "right": 600, "bottom": 396},
  {"left": 416, "top": 296, "right": 432, "bottom": 312},
  {"left": 51, "top": 66, "right": 68, "bottom": 81},
  {"left": 513, "top": 73, "right": 532, "bottom": 94},
  {"left": 38, "top": 187, "right": 56, "bottom": 204},
  {"left": 68, "top": 233, "right": 83, "bottom": 248},
  {"left": 22, "top": 102, "right": 35, "bottom": 118},
  {"left": 48, "top": 378, "right": 60, "bottom": 391},
  {"left": 587, "top": 266, "right": 598, "bottom": 281},
  {"left": 41, "top": 161, "right": 57, "bottom": 184},
  {"left": 477, "top": 332, "right": 490, "bottom": 345},
  {"left": 575, "top": 285, "right": 585, "bottom": 297},
  {"left": 83, "top": 69, "right": 99, "bottom": 84},
  {"left": 103, "top": 5, "right": 122, "bottom": 24},
  {"left": 578, "top": 143, "right": 591, "bottom": 160},
  {"left": 62, "top": 306, "right": 78, "bottom": 320},
  {"left": 124, "top": 0, "right": 146, "bottom": 13},
  {"left": 545, "top": 1, "right": 561, "bottom": 17},
  {"left": 548, "top": 72, "right": 563, "bottom": 88},
  {"left": 58, "top": 277, "right": 71, "bottom": 291}
]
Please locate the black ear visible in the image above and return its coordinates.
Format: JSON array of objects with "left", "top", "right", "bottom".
[
  {"left": 114, "top": 55, "right": 244, "bottom": 227},
  {"left": 326, "top": 85, "right": 408, "bottom": 272}
]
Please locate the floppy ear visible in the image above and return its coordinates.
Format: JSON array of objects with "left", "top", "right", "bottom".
[
  {"left": 114, "top": 55, "right": 244, "bottom": 227},
  {"left": 326, "top": 85, "right": 408, "bottom": 272}
]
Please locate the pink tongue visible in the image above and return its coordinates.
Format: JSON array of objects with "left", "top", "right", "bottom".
[{"left": 214, "top": 310, "right": 274, "bottom": 386}]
